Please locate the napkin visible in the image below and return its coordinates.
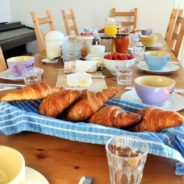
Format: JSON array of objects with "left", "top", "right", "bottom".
[{"left": 0, "top": 99, "right": 184, "bottom": 175}]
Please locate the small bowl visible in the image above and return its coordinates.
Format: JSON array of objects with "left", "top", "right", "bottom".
[
  {"left": 7, "top": 56, "right": 35, "bottom": 77},
  {"left": 141, "top": 29, "right": 153, "bottom": 35},
  {"left": 144, "top": 51, "right": 170, "bottom": 70},
  {"left": 140, "top": 34, "right": 157, "bottom": 47},
  {"left": 103, "top": 58, "right": 136, "bottom": 75},
  {"left": 135, "top": 75, "right": 175, "bottom": 106}
]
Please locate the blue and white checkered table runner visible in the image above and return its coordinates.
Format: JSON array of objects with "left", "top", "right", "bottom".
[{"left": 0, "top": 98, "right": 184, "bottom": 175}]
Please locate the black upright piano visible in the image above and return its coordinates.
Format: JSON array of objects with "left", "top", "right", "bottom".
[{"left": 0, "top": 22, "right": 36, "bottom": 59}]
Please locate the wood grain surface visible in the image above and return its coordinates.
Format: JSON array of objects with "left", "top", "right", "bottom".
[{"left": 0, "top": 34, "right": 183, "bottom": 183}]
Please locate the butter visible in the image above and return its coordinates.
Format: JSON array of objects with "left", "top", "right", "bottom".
[{"left": 67, "top": 72, "right": 92, "bottom": 87}]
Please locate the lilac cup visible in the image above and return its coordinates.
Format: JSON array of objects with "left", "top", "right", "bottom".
[
  {"left": 141, "top": 29, "right": 153, "bottom": 36},
  {"left": 7, "top": 56, "right": 35, "bottom": 77},
  {"left": 135, "top": 75, "right": 175, "bottom": 106}
]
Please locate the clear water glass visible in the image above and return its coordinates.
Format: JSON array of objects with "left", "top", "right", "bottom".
[
  {"left": 62, "top": 37, "right": 82, "bottom": 62},
  {"left": 132, "top": 43, "right": 145, "bottom": 62},
  {"left": 22, "top": 67, "right": 42, "bottom": 86},
  {"left": 115, "top": 62, "right": 134, "bottom": 86},
  {"left": 105, "top": 135, "right": 148, "bottom": 184}
]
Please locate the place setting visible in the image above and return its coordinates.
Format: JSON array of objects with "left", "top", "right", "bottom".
[
  {"left": 140, "top": 33, "right": 164, "bottom": 49},
  {"left": 136, "top": 50, "right": 180, "bottom": 74},
  {"left": 120, "top": 75, "right": 184, "bottom": 112},
  {"left": 0, "top": 56, "right": 44, "bottom": 81}
]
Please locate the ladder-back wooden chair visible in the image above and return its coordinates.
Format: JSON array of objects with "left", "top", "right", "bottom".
[
  {"left": 111, "top": 8, "right": 138, "bottom": 30},
  {"left": 0, "top": 47, "right": 7, "bottom": 72},
  {"left": 165, "top": 9, "right": 180, "bottom": 44},
  {"left": 61, "top": 9, "right": 79, "bottom": 35},
  {"left": 169, "top": 10, "right": 184, "bottom": 58},
  {"left": 31, "top": 10, "right": 55, "bottom": 57}
]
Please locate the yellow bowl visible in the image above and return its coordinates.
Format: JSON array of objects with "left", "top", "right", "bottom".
[
  {"left": 0, "top": 146, "right": 25, "bottom": 183},
  {"left": 140, "top": 35, "right": 157, "bottom": 47}
]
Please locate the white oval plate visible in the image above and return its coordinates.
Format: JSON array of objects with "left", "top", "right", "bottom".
[
  {"left": 136, "top": 61, "right": 180, "bottom": 74},
  {"left": 24, "top": 166, "right": 49, "bottom": 184},
  {"left": 120, "top": 89, "right": 184, "bottom": 111},
  {"left": 0, "top": 67, "right": 44, "bottom": 81}
]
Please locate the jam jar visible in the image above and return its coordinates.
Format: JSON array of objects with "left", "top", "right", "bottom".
[{"left": 115, "top": 33, "right": 130, "bottom": 54}]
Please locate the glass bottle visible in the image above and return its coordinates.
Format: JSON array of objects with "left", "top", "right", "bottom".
[{"left": 104, "top": 18, "right": 118, "bottom": 37}]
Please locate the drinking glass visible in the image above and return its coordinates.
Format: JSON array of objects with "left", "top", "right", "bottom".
[
  {"left": 132, "top": 43, "right": 145, "bottom": 63},
  {"left": 105, "top": 135, "right": 149, "bottom": 184},
  {"left": 22, "top": 67, "right": 42, "bottom": 85},
  {"left": 115, "top": 62, "right": 134, "bottom": 86}
]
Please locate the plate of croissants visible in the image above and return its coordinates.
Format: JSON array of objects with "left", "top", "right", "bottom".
[{"left": 0, "top": 82, "right": 184, "bottom": 133}]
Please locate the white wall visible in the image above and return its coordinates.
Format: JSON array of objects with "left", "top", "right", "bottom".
[
  {"left": 0, "top": 0, "right": 11, "bottom": 22},
  {"left": 9, "top": 0, "right": 174, "bottom": 53}
]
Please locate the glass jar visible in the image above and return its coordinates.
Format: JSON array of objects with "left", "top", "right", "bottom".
[
  {"left": 115, "top": 33, "right": 130, "bottom": 54},
  {"left": 100, "top": 36, "right": 114, "bottom": 52},
  {"left": 104, "top": 18, "right": 118, "bottom": 37}
]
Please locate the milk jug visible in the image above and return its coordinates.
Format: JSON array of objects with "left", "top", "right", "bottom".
[{"left": 45, "top": 31, "right": 65, "bottom": 60}]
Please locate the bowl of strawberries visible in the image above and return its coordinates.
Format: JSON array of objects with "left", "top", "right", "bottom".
[{"left": 103, "top": 52, "right": 136, "bottom": 75}]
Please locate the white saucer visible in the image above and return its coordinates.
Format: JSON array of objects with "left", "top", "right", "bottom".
[
  {"left": 137, "top": 61, "right": 180, "bottom": 74},
  {"left": 24, "top": 166, "right": 49, "bottom": 184},
  {"left": 146, "top": 42, "right": 163, "bottom": 49},
  {"left": 120, "top": 89, "right": 184, "bottom": 111},
  {"left": 0, "top": 67, "right": 44, "bottom": 81}
]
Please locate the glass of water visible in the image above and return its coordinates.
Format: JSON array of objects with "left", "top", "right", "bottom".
[
  {"left": 105, "top": 135, "right": 148, "bottom": 184},
  {"left": 22, "top": 67, "right": 42, "bottom": 85},
  {"left": 115, "top": 62, "right": 134, "bottom": 86}
]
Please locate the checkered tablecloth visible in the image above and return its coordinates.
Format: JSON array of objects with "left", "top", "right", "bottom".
[{"left": 0, "top": 98, "right": 184, "bottom": 175}]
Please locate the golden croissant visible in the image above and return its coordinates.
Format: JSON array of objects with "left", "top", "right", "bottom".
[
  {"left": 131, "top": 107, "right": 184, "bottom": 132},
  {"left": 65, "top": 87, "right": 118, "bottom": 121},
  {"left": 89, "top": 105, "right": 142, "bottom": 128},
  {"left": 39, "top": 89, "right": 82, "bottom": 117},
  {"left": 0, "top": 82, "right": 62, "bottom": 101}
]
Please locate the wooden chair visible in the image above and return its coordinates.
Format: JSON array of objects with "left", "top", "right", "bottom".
[
  {"left": 165, "top": 9, "right": 180, "bottom": 44},
  {"left": 111, "top": 8, "right": 137, "bottom": 30},
  {"left": 0, "top": 47, "right": 7, "bottom": 72},
  {"left": 31, "top": 10, "right": 55, "bottom": 56},
  {"left": 61, "top": 9, "right": 79, "bottom": 35},
  {"left": 169, "top": 10, "right": 184, "bottom": 58}
]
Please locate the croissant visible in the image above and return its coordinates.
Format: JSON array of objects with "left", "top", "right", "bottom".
[
  {"left": 0, "top": 82, "right": 62, "bottom": 101},
  {"left": 131, "top": 107, "right": 184, "bottom": 132},
  {"left": 39, "top": 89, "right": 82, "bottom": 117},
  {"left": 89, "top": 105, "right": 142, "bottom": 128},
  {"left": 65, "top": 87, "right": 118, "bottom": 121}
]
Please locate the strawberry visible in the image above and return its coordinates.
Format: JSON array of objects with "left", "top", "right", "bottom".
[
  {"left": 128, "top": 53, "right": 135, "bottom": 60},
  {"left": 112, "top": 52, "right": 119, "bottom": 60},
  {"left": 104, "top": 54, "right": 113, "bottom": 60},
  {"left": 119, "top": 54, "right": 128, "bottom": 60}
]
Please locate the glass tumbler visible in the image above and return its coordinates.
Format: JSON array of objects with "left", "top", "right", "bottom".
[
  {"left": 22, "top": 67, "right": 42, "bottom": 86},
  {"left": 105, "top": 135, "right": 149, "bottom": 184}
]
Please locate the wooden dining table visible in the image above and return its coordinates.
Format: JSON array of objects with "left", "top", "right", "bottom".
[{"left": 0, "top": 34, "right": 184, "bottom": 184}]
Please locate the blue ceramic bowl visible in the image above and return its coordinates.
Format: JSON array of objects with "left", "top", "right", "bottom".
[{"left": 144, "top": 51, "right": 170, "bottom": 70}]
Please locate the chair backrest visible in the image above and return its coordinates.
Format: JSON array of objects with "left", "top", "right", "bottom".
[
  {"left": 31, "top": 10, "right": 55, "bottom": 57},
  {"left": 62, "top": 9, "right": 79, "bottom": 35},
  {"left": 165, "top": 9, "right": 180, "bottom": 44},
  {"left": 0, "top": 47, "right": 7, "bottom": 72},
  {"left": 111, "top": 8, "right": 137, "bottom": 30},
  {"left": 169, "top": 10, "right": 184, "bottom": 58}
]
